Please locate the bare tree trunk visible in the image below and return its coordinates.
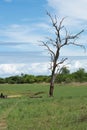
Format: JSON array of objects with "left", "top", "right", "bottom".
[
  {"left": 49, "top": 85, "right": 54, "bottom": 97},
  {"left": 49, "top": 77, "right": 54, "bottom": 97},
  {"left": 49, "top": 65, "right": 56, "bottom": 96}
]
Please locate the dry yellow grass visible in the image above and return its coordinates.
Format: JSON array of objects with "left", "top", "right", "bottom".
[{"left": 7, "top": 95, "right": 22, "bottom": 98}]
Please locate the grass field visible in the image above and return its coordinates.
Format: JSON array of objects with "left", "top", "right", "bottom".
[{"left": 0, "top": 83, "right": 87, "bottom": 130}]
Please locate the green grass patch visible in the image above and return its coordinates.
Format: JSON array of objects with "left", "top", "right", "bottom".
[{"left": 0, "top": 83, "right": 87, "bottom": 130}]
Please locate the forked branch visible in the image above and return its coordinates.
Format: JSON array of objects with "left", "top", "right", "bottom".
[{"left": 40, "top": 41, "right": 55, "bottom": 58}]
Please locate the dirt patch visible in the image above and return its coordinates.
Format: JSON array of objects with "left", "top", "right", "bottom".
[
  {"left": 0, "top": 118, "right": 7, "bottom": 130},
  {"left": 8, "top": 95, "right": 22, "bottom": 98}
]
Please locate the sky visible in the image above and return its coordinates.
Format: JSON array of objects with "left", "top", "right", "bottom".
[{"left": 0, "top": 0, "right": 87, "bottom": 77}]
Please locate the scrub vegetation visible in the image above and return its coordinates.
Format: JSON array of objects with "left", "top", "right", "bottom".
[{"left": 0, "top": 67, "right": 87, "bottom": 84}]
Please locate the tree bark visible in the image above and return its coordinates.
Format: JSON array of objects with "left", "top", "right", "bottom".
[
  {"left": 49, "top": 71, "right": 55, "bottom": 96},
  {"left": 49, "top": 82, "right": 54, "bottom": 97}
]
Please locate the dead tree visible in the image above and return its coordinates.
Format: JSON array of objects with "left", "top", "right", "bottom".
[{"left": 41, "top": 12, "right": 85, "bottom": 97}]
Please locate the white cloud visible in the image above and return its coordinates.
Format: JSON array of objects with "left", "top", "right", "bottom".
[
  {"left": 47, "top": 0, "right": 87, "bottom": 32},
  {"left": 60, "top": 46, "right": 87, "bottom": 56},
  {"left": 0, "top": 57, "right": 87, "bottom": 77},
  {"left": 0, "top": 62, "right": 50, "bottom": 77},
  {"left": 0, "top": 21, "right": 53, "bottom": 44},
  {"left": 0, "top": 24, "right": 45, "bottom": 43},
  {"left": 35, "top": 23, "right": 50, "bottom": 30},
  {"left": 47, "top": 0, "right": 87, "bottom": 20},
  {"left": 68, "top": 59, "right": 87, "bottom": 72},
  {"left": 74, "top": 61, "right": 82, "bottom": 69},
  {"left": 47, "top": 0, "right": 87, "bottom": 56}
]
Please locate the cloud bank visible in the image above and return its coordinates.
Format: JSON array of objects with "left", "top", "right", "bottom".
[
  {"left": 0, "top": 24, "right": 46, "bottom": 43},
  {"left": 0, "top": 57, "right": 87, "bottom": 77},
  {"left": 0, "top": 63, "right": 50, "bottom": 77},
  {"left": 47, "top": 0, "right": 87, "bottom": 20},
  {"left": 47, "top": 0, "right": 87, "bottom": 33}
]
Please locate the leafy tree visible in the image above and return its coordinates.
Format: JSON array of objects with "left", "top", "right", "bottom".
[
  {"left": 24, "top": 75, "right": 36, "bottom": 83},
  {"left": 73, "top": 68, "right": 87, "bottom": 82},
  {"left": 36, "top": 75, "right": 48, "bottom": 83},
  {"left": 0, "top": 78, "right": 5, "bottom": 84},
  {"left": 60, "top": 67, "right": 70, "bottom": 74}
]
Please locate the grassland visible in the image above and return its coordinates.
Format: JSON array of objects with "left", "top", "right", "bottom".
[{"left": 0, "top": 83, "right": 87, "bottom": 130}]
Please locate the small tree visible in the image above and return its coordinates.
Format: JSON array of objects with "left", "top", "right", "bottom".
[
  {"left": 73, "top": 68, "right": 86, "bottom": 82},
  {"left": 41, "top": 12, "right": 85, "bottom": 97},
  {"left": 60, "top": 67, "right": 70, "bottom": 75}
]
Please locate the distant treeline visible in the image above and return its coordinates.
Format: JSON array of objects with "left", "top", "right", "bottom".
[{"left": 0, "top": 68, "right": 87, "bottom": 84}]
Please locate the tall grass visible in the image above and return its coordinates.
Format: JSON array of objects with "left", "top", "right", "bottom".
[{"left": 0, "top": 83, "right": 87, "bottom": 130}]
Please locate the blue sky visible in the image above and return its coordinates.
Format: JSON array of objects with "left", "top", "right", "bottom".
[{"left": 0, "top": 0, "right": 87, "bottom": 77}]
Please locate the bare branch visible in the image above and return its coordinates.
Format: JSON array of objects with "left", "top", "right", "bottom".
[
  {"left": 47, "top": 12, "right": 57, "bottom": 26},
  {"left": 68, "top": 42, "right": 86, "bottom": 52},
  {"left": 47, "top": 12, "right": 61, "bottom": 46},
  {"left": 64, "top": 27, "right": 68, "bottom": 38},
  {"left": 56, "top": 62, "right": 69, "bottom": 75},
  {"left": 59, "top": 17, "right": 66, "bottom": 30},
  {"left": 67, "top": 30, "right": 84, "bottom": 40},
  {"left": 49, "top": 61, "right": 53, "bottom": 72},
  {"left": 45, "top": 37, "right": 57, "bottom": 47},
  {"left": 57, "top": 58, "right": 68, "bottom": 66},
  {"left": 40, "top": 41, "right": 55, "bottom": 57},
  {"left": 60, "top": 29, "right": 84, "bottom": 48}
]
